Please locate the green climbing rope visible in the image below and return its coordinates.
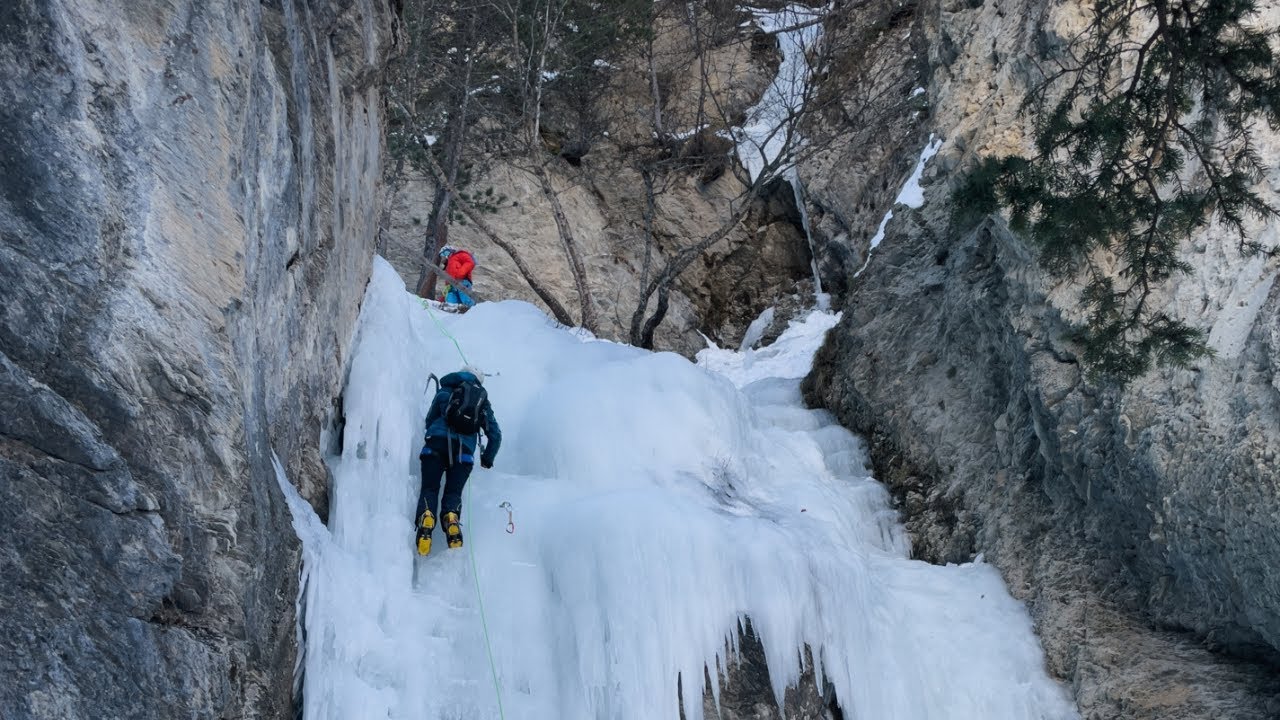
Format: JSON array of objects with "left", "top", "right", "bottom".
[
  {"left": 466, "top": 483, "right": 507, "bottom": 719},
  {"left": 420, "top": 298, "right": 503, "bottom": 716},
  {"left": 420, "top": 299, "right": 471, "bottom": 366}
]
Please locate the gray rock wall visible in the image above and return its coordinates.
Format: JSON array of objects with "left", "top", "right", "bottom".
[
  {"left": 386, "top": 156, "right": 815, "bottom": 356},
  {"left": 798, "top": 0, "right": 931, "bottom": 298},
  {"left": 383, "top": 5, "right": 816, "bottom": 356},
  {"left": 805, "top": 213, "right": 1280, "bottom": 718},
  {"left": 687, "top": 633, "right": 839, "bottom": 720},
  {"left": 0, "top": 1, "right": 392, "bottom": 718},
  {"left": 801, "top": 0, "right": 1280, "bottom": 716}
]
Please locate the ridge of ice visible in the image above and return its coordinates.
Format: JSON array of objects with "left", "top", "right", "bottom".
[{"left": 284, "top": 259, "right": 1078, "bottom": 720}]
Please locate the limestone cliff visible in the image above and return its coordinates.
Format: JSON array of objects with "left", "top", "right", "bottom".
[
  {"left": 801, "top": 0, "right": 1280, "bottom": 717},
  {"left": 383, "top": 5, "right": 817, "bottom": 356},
  {"left": 0, "top": 1, "right": 393, "bottom": 717},
  {"left": 386, "top": 153, "right": 816, "bottom": 355}
]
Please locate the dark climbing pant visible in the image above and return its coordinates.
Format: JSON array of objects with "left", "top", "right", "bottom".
[{"left": 416, "top": 437, "right": 474, "bottom": 525}]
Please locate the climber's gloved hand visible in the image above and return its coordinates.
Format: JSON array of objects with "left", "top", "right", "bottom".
[{"left": 481, "top": 458, "right": 494, "bottom": 469}]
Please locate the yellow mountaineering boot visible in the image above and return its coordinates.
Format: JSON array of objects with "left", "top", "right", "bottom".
[
  {"left": 443, "top": 511, "right": 463, "bottom": 549},
  {"left": 416, "top": 510, "right": 436, "bottom": 556}
]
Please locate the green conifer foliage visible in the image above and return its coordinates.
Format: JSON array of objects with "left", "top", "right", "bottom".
[{"left": 956, "top": 0, "right": 1280, "bottom": 382}]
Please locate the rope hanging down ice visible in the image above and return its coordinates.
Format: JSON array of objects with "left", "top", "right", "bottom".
[{"left": 421, "top": 301, "right": 505, "bottom": 718}]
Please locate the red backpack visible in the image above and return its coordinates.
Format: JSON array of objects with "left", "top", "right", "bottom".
[{"left": 444, "top": 250, "right": 475, "bottom": 282}]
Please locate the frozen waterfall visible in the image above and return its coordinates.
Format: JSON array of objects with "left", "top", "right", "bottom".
[{"left": 277, "top": 259, "right": 1077, "bottom": 720}]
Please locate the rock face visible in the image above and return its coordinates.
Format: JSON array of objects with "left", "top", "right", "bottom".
[
  {"left": 386, "top": 156, "right": 815, "bottom": 356},
  {"left": 798, "top": 0, "right": 933, "bottom": 298},
  {"left": 687, "top": 632, "right": 839, "bottom": 720},
  {"left": 802, "top": 0, "right": 1280, "bottom": 717},
  {"left": 0, "top": 1, "right": 392, "bottom": 718},
  {"left": 383, "top": 6, "right": 816, "bottom": 356}
]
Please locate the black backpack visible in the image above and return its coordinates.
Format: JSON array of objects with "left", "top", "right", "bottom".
[{"left": 443, "top": 379, "right": 487, "bottom": 435}]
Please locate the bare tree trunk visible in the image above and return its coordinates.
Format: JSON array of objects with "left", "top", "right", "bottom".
[
  {"left": 630, "top": 202, "right": 750, "bottom": 346},
  {"left": 625, "top": 3, "right": 842, "bottom": 346},
  {"left": 379, "top": 152, "right": 406, "bottom": 258},
  {"left": 646, "top": 33, "right": 665, "bottom": 138},
  {"left": 530, "top": 0, "right": 552, "bottom": 146},
  {"left": 638, "top": 283, "right": 671, "bottom": 350},
  {"left": 417, "top": 12, "right": 477, "bottom": 298},
  {"left": 415, "top": 184, "right": 450, "bottom": 298},
  {"left": 532, "top": 161, "right": 597, "bottom": 331},
  {"left": 523, "top": 0, "right": 566, "bottom": 151},
  {"left": 685, "top": 2, "right": 710, "bottom": 130},
  {"left": 629, "top": 168, "right": 660, "bottom": 345},
  {"left": 424, "top": 152, "right": 575, "bottom": 326},
  {"left": 500, "top": 0, "right": 594, "bottom": 328}
]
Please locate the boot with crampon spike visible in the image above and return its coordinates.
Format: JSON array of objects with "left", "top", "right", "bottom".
[
  {"left": 443, "top": 511, "right": 463, "bottom": 549},
  {"left": 416, "top": 510, "right": 436, "bottom": 556}
]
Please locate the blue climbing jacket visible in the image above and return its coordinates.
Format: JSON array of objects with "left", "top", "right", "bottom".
[
  {"left": 422, "top": 371, "right": 501, "bottom": 464},
  {"left": 443, "top": 280, "right": 475, "bottom": 307}
]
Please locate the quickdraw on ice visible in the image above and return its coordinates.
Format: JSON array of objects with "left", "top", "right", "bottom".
[{"left": 499, "top": 501, "right": 515, "bottom": 534}]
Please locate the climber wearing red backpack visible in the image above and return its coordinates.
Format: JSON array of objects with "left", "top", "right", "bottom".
[
  {"left": 437, "top": 245, "right": 477, "bottom": 307},
  {"left": 415, "top": 366, "right": 501, "bottom": 554}
]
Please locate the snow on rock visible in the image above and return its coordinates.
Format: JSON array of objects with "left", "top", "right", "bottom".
[
  {"left": 734, "top": 4, "right": 826, "bottom": 182},
  {"left": 738, "top": 306, "right": 777, "bottom": 352},
  {"left": 896, "top": 135, "right": 944, "bottom": 209},
  {"left": 855, "top": 134, "right": 945, "bottom": 277},
  {"left": 284, "top": 258, "right": 1078, "bottom": 720}
]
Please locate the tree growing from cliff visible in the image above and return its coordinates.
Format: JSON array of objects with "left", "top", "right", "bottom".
[
  {"left": 386, "top": 0, "right": 512, "bottom": 299},
  {"left": 389, "top": 0, "right": 655, "bottom": 329},
  {"left": 391, "top": 1, "right": 872, "bottom": 343},
  {"left": 498, "top": 0, "right": 656, "bottom": 333},
  {"left": 623, "top": 3, "right": 868, "bottom": 348},
  {"left": 956, "top": 0, "right": 1280, "bottom": 381}
]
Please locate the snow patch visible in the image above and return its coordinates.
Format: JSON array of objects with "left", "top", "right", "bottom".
[
  {"left": 896, "top": 135, "right": 943, "bottom": 209},
  {"left": 869, "top": 209, "right": 895, "bottom": 251},
  {"left": 855, "top": 134, "right": 944, "bottom": 277},
  {"left": 738, "top": 306, "right": 777, "bottom": 352}
]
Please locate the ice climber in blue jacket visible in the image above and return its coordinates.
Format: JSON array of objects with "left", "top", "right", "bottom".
[{"left": 415, "top": 366, "right": 501, "bottom": 555}]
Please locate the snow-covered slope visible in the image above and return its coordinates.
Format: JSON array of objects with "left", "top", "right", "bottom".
[{"left": 278, "top": 259, "right": 1076, "bottom": 720}]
